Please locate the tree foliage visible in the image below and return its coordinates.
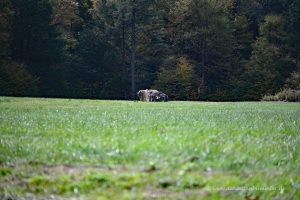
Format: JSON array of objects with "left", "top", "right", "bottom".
[{"left": 0, "top": 0, "right": 299, "bottom": 100}]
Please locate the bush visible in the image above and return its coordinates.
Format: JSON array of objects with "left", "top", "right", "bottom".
[
  {"left": 262, "top": 72, "right": 300, "bottom": 102},
  {"left": 262, "top": 95, "right": 279, "bottom": 101},
  {"left": 0, "top": 60, "right": 39, "bottom": 96},
  {"left": 276, "top": 89, "right": 300, "bottom": 102},
  {"left": 284, "top": 72, "right": 300, "bottom": 90},
  {"left": 262, "top": 89, "right": 300, "bottom": 102}
]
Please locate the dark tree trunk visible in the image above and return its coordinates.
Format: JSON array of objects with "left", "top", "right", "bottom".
[
  {"left": 121, "top": 18, "right": 126, "bottom": 99},
  {"left": 122, "top": 18, "right": 125, "bottom": 64},
  {"left": 130, "top": 9, "right": 136, "bottom": 100},
  {"left": 236, "top": 0, "right": 241, "bottom": 14}
]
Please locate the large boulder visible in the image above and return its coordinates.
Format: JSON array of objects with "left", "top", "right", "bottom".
[{"left": 137, "top": 89, "right": 168, "bottom": 102}]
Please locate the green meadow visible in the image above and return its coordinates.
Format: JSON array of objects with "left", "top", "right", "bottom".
[{"left": 0, "top": 97, "right": 299, "bottom": 199}]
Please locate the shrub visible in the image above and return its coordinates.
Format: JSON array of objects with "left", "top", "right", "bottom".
[
  {"left": 262, "top": 89, "right": 300, "bottom": 102},
  {"left": 262, "top": 95, "right": 279, "bottom": 101},
  {"left": 276, "top": 89, "right": 300, "bottom": 102},
  {"left": 0, "top": 60, "right": 39, "bottom": 96},
  {"left": 284, "top": 72, "right": 300, "bottom": 90}
]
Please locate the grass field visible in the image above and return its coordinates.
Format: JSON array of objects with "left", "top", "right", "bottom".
[{"left": 0, "top": 97, "right": 299, "bottom": 199}]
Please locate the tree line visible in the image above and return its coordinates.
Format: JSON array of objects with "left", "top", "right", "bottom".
[{"left": 0, "top": 0, "right": 299, "bottom": 101}]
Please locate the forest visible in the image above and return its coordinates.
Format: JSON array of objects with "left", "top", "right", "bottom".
[{"left": 0, "top": 0, "right": 300, "bottom": 101}]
